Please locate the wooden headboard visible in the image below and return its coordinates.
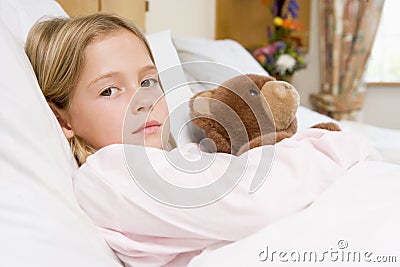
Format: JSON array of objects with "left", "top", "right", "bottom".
[{"left": 56, "top": 0, "right": 146, "bottom": 30}]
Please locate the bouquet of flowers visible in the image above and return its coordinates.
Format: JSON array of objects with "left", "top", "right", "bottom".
[{"left": 253, "top": 0, "right": 306, "bottom": 82}]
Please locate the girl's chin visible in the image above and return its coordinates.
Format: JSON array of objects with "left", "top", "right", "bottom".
[
  {"left": 125, "top": 126, "right": 170, "bottom": 150},
  {"left": 126, "top": 136, "right": 165, "bottom": 150}
]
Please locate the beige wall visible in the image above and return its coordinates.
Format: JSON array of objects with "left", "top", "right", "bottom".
[
  {"left": 145, "top": 0, "right": 215, "bottom": 39},
  {"left": 146, "top": 0, "right": 400, "bottom": 129}
]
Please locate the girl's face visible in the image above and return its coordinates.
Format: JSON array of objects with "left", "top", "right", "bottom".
[{"left": 64, "top": 30, "right": 170, "bottom": 150}]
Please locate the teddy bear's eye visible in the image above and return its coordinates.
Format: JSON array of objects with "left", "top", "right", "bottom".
[{"left": 249, "top": 89, "right": 259, "bottom": 96}]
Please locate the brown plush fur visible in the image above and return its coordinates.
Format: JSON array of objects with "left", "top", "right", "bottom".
[
  {"left": 189, "top": 74, "right": 340, "bottom": 155},
  {"left": 311, "top": 122, "right": 342, "bottom": 131}
]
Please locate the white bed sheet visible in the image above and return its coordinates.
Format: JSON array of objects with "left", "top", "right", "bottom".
[
  {"left": 340, "top": 120, "right": 400, "bottom": 165},
  {"left": 189, "top": 161, "right": 400, "bottom": 266},
  {"left": 297, "top": 108, "right": 400, "bottom": 165},
  {"left": 171, "top": 35, "right": 400, "bottom": 266}
]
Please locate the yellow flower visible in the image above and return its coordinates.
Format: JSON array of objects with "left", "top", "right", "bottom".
[{"left": 273, "top": 17, "right": 283, "bottom": 27}]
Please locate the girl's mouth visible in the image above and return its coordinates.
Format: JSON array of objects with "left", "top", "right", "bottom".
[{"left": 132, "top": 120, "right": 161, "bottom": 135}]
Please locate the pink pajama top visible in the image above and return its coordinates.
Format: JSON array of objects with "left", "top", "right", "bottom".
[{"left": 73, "top": 129, "right": 380, "bottom": 266}]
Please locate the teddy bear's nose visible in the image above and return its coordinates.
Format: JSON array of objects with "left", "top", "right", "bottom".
[{"left": 260, "top": 81, "right": 299, "bottom": 104}]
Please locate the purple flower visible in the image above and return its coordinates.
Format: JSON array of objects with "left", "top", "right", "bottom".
[
  {"left": 266, "top": 54, "right": 275, "bottom": 66},
  {"left": 267, "top": 26, "right": 272, "bottom": 40},
  {"left": 273, "top": 41, "right": 287, "bottom": 51},
  {"left": 287, "top": 0, "right": 299, "bottom": 18},
  {"left": 274, "top": 0, "right": 286, "bottom": 17},
  {"left": 273, "top": 0, "right": 279, "bottom": 17}
]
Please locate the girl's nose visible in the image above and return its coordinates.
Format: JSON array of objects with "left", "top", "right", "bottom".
[
  {"left": 130, "top": 97, "right": 154, "bottom": 114},
  {"left": 129, "top": 89, "right": 158, "bottom": 114}
]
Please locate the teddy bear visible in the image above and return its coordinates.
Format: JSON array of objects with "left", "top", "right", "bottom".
[{"left": 189, "top": 74, "right": 340, "bottom": 156}]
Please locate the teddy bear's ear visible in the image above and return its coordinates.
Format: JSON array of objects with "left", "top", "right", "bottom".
[{"left": 190, "top": 91, "right": 213, "bottom": 116}]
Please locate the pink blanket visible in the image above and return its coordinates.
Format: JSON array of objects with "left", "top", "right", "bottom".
[{"left": 73, "top": 129, "right": 380, "bottom": 267}]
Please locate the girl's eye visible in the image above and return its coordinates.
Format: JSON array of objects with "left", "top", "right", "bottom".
[
  {"left": 141, "top": 78, "right": 158, "bottom": 88},
  {"left": 100, "top": 87, "right": 118, "bottom": 97}
]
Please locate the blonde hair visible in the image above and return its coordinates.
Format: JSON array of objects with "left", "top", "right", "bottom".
[{"left": 25, "top": 13, "right": 154, "bottom": 165}]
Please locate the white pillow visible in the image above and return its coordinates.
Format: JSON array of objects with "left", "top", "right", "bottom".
[
  {"left": 0, "top": 18, "right": 122, "bottom": 267},
  {"left": 147, "top": 30, "right": 194, "bottom": 146},
  {"left": 172, "top": 35, "right": 269, "bottom": 92}
]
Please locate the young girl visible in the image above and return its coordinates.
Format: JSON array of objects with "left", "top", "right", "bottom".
[
  {"left": 25, "top": 13, "right": 379, "bottom": 267},
  {"left": 25, "top": 13, "right": 171, "bottom": 165}
]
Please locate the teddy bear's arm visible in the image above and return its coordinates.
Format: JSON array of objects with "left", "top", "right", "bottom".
[
  {"left": 205, "top": 130, "right": 232, "bottom": 154},
  {"left": 236, "top": 132, "right": 293, "bottom": 156},
  {"left": 311, "top": 122, "right": 342, "bottom": 131}
]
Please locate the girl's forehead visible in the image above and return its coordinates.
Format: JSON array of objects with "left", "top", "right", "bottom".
[
  {"left": 91, "top": 29, "right": 140, "bottom": 47},
  {"left": 83, "top": 30, "right": 149, "bottom": 62}
]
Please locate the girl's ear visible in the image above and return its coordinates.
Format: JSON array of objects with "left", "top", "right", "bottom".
[{"left": 48, "top": 102, "right": 74, "bottom": 139}]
